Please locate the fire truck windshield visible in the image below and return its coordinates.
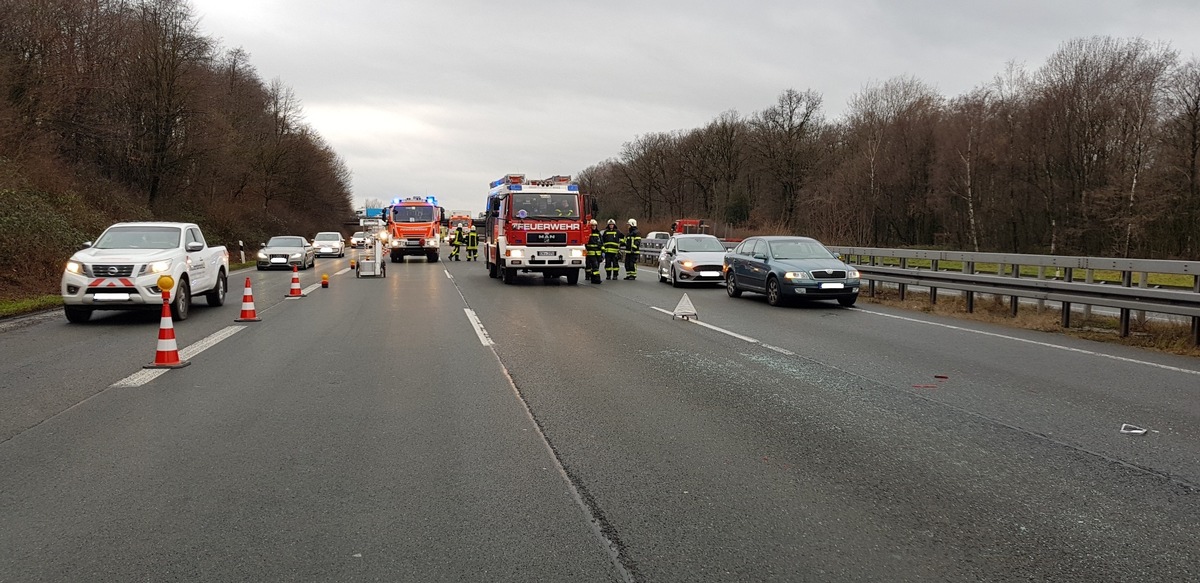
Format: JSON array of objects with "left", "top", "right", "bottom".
[
  {"left": 511, "top": 194, "right": 578, "bottom": 218},
  {"left": 390, "top": 206, "right": 436, "bottom": 222}
]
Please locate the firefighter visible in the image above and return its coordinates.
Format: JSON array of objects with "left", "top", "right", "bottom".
[
  {"left": 622, "top": 218, "right": 641, "bottom": 280},
  {"left": 449, "top": 225, "right": 464, "bottom": 261},
  {"left": 585, "top": 219, "right": 602, "bottom": 283},
  {"left": 465, "top": 225, "right": 479, "bottom": 261},
  {"left": 601, "top": 219, "right": 622, "bottom": 280}
]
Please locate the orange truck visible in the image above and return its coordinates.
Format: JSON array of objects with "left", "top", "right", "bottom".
[{"left": 383, "top": 196, "right": 446, "bottom": 263}]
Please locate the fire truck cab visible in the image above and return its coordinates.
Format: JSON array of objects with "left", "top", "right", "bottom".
[
  {"left": 484, "top": 174, "right": 592, "bottom": 285},
  {"left": 383, "top": 196, "right": 446, "bottom": 263}
]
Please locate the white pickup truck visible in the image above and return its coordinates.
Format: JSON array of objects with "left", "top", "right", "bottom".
[{"left": 60, "top": 222, "right": 229, "bottom": 323}]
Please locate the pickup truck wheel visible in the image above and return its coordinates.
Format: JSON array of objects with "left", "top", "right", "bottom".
[
  {"left": 63, "top": 306, "right": 92, "bottom": 323},
  {"left": 205, "top": 270, "right": 227, "bottom": 307},
  {"left": 171, "top": 278, "right": 191, "bottom": 321}
]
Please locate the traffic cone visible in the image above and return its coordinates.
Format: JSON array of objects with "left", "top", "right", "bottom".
[
  {"left": 235, "top": 277, "right": 261, "bottom": 322},
  {"left": 145, "top": 293, "right": 190, "bottom": 368},
  {"left": 285, "top": 265, "right": 305, "bottom": 298}
]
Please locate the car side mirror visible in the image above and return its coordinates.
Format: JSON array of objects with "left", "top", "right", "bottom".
[
  {"left": 753, "top": 253, "right": 768, "bottom": 260},
  {"left": 833, "top": 252, "right": 842, "bottom": 260},
  {"left": 82, "top": 241, "right": 93, "bottom": 249},
  {"left": 185, "top": 242, "right": 203, "bottom": 252}
]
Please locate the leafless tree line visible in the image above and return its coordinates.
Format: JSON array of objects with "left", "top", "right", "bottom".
[
  {"left": 0, "top": 0, "right": 353, "bottom": 248},
  {"left": 580, "top": 37, "right": 1200, "bottom": 259}
]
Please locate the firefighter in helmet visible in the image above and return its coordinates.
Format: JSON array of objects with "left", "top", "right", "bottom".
[
  {"left": 601, "top": 219, "right": 623, "bottom": 280},
  {"left": 621, "top": 218, "right": 641, "bottom": 280},
  {"left": 585, "top": 219, "right": 602, "bottom": 283},
  {"left": 465, "top": 224, "right": 479, "bottom": 261},
  {"left": 449, "top": 225, "right": 464, "bottom": 260}
]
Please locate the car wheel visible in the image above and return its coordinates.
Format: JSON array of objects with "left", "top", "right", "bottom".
[
  {"left": 256, "top": 266, "right": 264, "bottom": 271},
  {"left": 671, "top": 266, "right": 681, "bottom": 288},
  {"left": 838, "top": 295, "right": 857, "bottom": 307},
  {"left": 205, "top": 270, "right": 227, "bottom": 307},
  {"left": 171, "top": 278, "right": 191, "bottom": 320},
  {"left": 766, "top": 276, "right": 784, "bottom": 307},
  {"left": 726, "top": 273, "right": 742, "bottom": 298},
  {"left": 659, "top": 266, "right": 667, "bottom": 283},
  {"left": 64, "top": 306, "right": 92, "bottom": 323}
]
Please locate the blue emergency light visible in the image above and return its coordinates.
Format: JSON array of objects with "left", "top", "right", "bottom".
[
  {"left": 568, "top": 184, "right": 579, "bottom": 191},
  {"left": 426, "top": 196, "right": 438, "bottom": 205}
]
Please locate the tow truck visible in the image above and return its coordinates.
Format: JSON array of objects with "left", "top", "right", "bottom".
[{"left": 483, "top": 174, "right": 594, "bottom": 285}]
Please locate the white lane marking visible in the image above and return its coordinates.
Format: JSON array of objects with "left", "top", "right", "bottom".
[
  {"left": 111, "top": 326, "right": 246, "bottom": 388},
  {"left": 853, "top": 308, "right": 1200, "bottom": 376},
  {"left": 763, "top": 344, "right": 795, "bottom": 355},
  {"left": 335, "top": 267, "right": 351, "bottom": 276},
  {"left": 445, "top": 270, "right": 453, "bottom": 279},
  {"left": 463, "top": 308, "right": 494, "bottom": 346},
  {"left": 303, "top": 283, "right": 322, "bottom": 294},
  {"left": 652, "top": 306, "right": 759, "bottom": 343}
]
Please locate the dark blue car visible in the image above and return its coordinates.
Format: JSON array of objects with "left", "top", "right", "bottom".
[{"left": 723, "top": 236, "right": 860, "bottom": 307}]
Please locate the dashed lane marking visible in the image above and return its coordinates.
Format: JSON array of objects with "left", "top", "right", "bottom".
[
  {"left": 463, "top": 308, "right": 494, "bottom": 346},
  {"left": 445, "top": 270, "right": 453, "bottom": 279}
]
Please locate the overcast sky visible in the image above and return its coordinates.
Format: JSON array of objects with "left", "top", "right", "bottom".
[{"left": 188, "top": 0, "right": 1200, "bottom": 214}]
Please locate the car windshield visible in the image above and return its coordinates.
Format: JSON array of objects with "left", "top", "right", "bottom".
[
  {"left": 352, "top": 232, "right": 365, "bottom": 239},
  {"left": 676, "top": 237, "right": 726, "bottom": 253},
  {"left": 314, "top": 233, "right": 340, "bottom": 241},
  {"left": 390, "top": 206, "right": 436, "bottom": 222},
  {"left": 267, "top": 236, "right": 306, "bottom": 248},
  {"left": 94, "top": 226, "right": 181, "bottom": 250},
  {"left": 511, "top": 194, "right": 578, "bottom": 218},
  {"left": 769, "top": 240, "right": 834, "bottom": 260}
]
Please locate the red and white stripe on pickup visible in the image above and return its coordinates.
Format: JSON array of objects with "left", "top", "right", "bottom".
[{"left": 88, "top": 278, "right": 135, "bottom": 288}]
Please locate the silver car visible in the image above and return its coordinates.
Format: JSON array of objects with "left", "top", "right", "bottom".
[
  {"left": 257, "top": 236, "right": 315, "bottom": 270},
  {"left": 312, "top": 231, "right": 346, "bottom": 257},
  {"left": 658, "top": 234, "right": 728, "bottom": 287}
]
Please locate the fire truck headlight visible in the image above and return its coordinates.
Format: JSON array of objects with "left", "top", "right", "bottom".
[
  {"left": 570, "top": 249, "right": 585, "bottom": 258},
  {"left": 506, "top": 249, "right": 524, "bottom": 258}
]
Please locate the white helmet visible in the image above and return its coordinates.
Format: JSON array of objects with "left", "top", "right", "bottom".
[
  {"left": 627, "top": 219, "right": 637, "bottom": 227},
  {"left": 589, "top": 219, "right": 598, "bottom": 226},
  {"left": 607, "top": 219, "right": 616, "bottom": 226}
]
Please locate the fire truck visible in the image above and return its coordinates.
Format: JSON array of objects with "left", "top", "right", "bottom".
[
  {"left": 484, "top": 174, "right": 594, "bottom": 285},
  {"left": 383, "top": 196, "right": 446, "bottom": 262}
]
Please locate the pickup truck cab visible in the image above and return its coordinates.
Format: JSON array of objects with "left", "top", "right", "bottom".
[{"left": 61, "top": 222, "right": 229, "bottom": 323}]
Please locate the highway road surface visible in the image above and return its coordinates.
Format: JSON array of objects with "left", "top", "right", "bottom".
[{"left": 2, "top": 257, "right": 1199, "bottom": 581}]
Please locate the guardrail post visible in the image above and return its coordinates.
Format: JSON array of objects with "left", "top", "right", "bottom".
[
  {"left": 868, "top": 255, "right": 877, "bottom": 297},
  {"left": 965, "top": 261, "right": 975, "bottom": 313},
  {"left": 1060, "top": 267, "right": 1073, "bottom": 328},
  {"left": 1135, "top": 272, "right": 1148, "bottom": 326},
  {"left": 1119, "top": 270, "right": 1132, "bottom": 337},
  {"left": 1010, "top": 263, "right": 1020, "bottom": 317},
  {"left": 930, "top": 259, "right": 939, "bottom": 305},
  {"left": 898, "top": 258, "right": 908, "bottom": 301},
  {"left": 1036, "top": 266, "right": 1046, "bottom": 312},
  {"left": 1193, "top": 275, "right": 1200, "bottom": 346},
  {"left": 1083, "top": 269, "right": 1094, "bottom": 320}
]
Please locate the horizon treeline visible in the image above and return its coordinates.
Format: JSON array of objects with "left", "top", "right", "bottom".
[
  {"left": 0, "top": 0, "right": 353, "bottom": 292},
  {"left": 580, "top": 36, "right": 1200, "bottom": 259}
]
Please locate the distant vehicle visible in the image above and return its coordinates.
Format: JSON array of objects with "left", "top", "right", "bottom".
[
  {"left": 60, "top": 222, "right": 229, "bottom": 323},
  {"left": 349, "top": 231, "right": 367, "bottom": 248},
  {"left": 724, "top": 236, "right": 860, "bottom": 307},
  {"left": 312, "top": 232, "right": 345, "bottom": 257},
  {"left": 383, "top": 196, "right": 444, "bottom": 263},
  {"left": 658, "top": 234, "right": 728, "bottom": 287},
  {"left": 257, "top": 236, "right": 315, "bottom": 271}
]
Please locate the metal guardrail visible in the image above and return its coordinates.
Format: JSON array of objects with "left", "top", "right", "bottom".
[{"left": 827, "top": 246, "right": 1200, "bottom": 345}]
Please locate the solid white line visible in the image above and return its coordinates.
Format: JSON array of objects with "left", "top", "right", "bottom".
[
  {"left": 463, "top": 308, "right": 494, "bottom": 346},
  {"left": 763, "top": 344, "right": 795, "bottom": 355},
  {"left": 853, "top": 308, "right": 1200, "bottom": 376},
  {"left": 111, "top": 326, "right": 246, "bottom": 387},
  {"left": 335, "top": 267, "right": 351, "bottom": 275},
  {"left": 652, "top": 306, "right": 759, "bottom": 343},
  {"left": 445, "top": 270, "right": 453, "bottom": 279},
  {"left": 302, "top": 283, "right": 322, "bottom": 294}
]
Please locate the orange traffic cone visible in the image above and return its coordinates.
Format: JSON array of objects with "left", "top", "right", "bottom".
[
  {"left": 145, "top": 292, "right": 190, "bottom": 368},
  {"left": 285, "top": 265, "right": 305, "bottom": 298},
  {"left": 235, "top": 277, "right": 261, "bottom": 322}
]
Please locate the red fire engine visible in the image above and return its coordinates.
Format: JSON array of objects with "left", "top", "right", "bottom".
[
  {"left": 483, "top": 174, "right": 594, "bottom": 285},
  {"left": 383, "top": 196, "right": 445, "bottom": 263}
]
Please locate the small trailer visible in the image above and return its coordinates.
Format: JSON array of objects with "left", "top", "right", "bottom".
[{"left": 355, "top": 219, "right": 387, "bottom": 278}]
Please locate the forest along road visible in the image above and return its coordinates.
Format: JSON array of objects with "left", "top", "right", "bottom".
[{"left": 1, "top": 258, "right": 1198, "bottom": 582}]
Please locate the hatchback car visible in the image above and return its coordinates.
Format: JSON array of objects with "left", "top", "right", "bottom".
[
  {"left": 312, "top": 231, "right": 346, "bottom": 257},
  {"left": 350, "top": 231, "right": 367, "bottom": 248},
  {"left": 724, "top": 236, "right": 860, "bottom": 306},
  {"left": 257, "top": 236, "right": 315, "bottom": 270},
  {"left": 658, "top": 234, "right": 728, "bottom": 287}
]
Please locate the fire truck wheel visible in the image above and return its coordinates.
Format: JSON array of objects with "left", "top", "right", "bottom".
[
  {"left": 566, "top": 270, "right": 580, "bottom": 285},
  {"left": 427, "top": 252, "right": 439, "bottom": 262},
  {"left": 502, "top": 267, "right": 516, "bottom": 284},
  {"left": 488, "top": 261, "right": 498, "bottom": 279}
]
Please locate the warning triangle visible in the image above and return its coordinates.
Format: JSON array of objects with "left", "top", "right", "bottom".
[{"left": 672, "top": 293, "right": 698, "bottom": 320}]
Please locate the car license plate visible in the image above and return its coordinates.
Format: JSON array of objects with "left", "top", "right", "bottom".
[
  {"left": 820, "top": 282, "right": 845, "bottom": 289},
  {"left": 537, "top": 250, "right": 556, "bottom": 256},
  {"left": 320, "top": 247, "right": 332, "bottom": 253},
  {"left": 700, "top": 270, "right": 722, "bottom": 277},
  {"left": 93, "top": 292, "right": 131, "bottom": 301},
  {"left": 270, "top": 257, "right": 287, "bottom": 263}
]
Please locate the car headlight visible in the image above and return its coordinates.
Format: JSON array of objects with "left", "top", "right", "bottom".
[
  {"left": 570, "top": 249, "right": 585, "bottom": 258},
  {"left": 65, "top": 261, "right": 83, "bottom": 275},
  {"left": 506, "top": 249, "right": 524, "bottom": 258},
  {"left": 290, "top": 252, "right": 302, "bottom": 259},
  {"left": 847, "top": 268, "right": 860, "bottom": 278},
  {"left": 147, "top": 259, "right": 172, "bottom": 274},
  {"left": 784, "top": 271, "right": 809, "bottom": 280},
  {"left": 680, "top": 260, "right": 694, "bottom": 269},
  {"left": 257, "top": 251, "right": 268, "bottom": 259}
]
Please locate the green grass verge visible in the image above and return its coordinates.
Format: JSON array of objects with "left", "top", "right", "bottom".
[{"left": 0, "top": 295, "right": 62, "bottom": 318}]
